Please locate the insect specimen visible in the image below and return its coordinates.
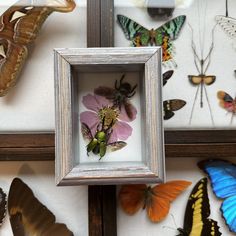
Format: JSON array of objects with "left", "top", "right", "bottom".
[
  {"left": 8, "top": 177, "right": 73, "bottom": 236},
  {"left": 188, "top": 20, "right": 216, "bottom": 125},
  {"left": 163, "top": 99, "right": 186, "bottom": 120},
  {"left": 162, "top": 70, "right": 186, "bottom": 120},
  {"left": 198, "top": 159, "right": 236, "bottom": 233},
  {"left": 94, "top": 74, "right": 137, "bottom": 121},
  {"left": 217, "top": 90, "right": 236, "bottom": 124},
  {"left": 117, "top": 14, "right": 186, "bottom": 67},
  {"left": 177, "top": 178, "right": 222, "bottom": 236},
  {"left": 0, "top": 188, "right": 6, "bottom": 227},
  {"left": 215, "top": 0, "right": 236, "bottom": 49},
  {"left": 81, "top": 122, "right": 126, "bottom": 159},
  {"left": 163, "top": 70, "right": 174, "bottom": 86},
  {"left": 119, "top": 180, "right": 191, "bottom": 222},
  {"left": 0, "top": 0, "right": 76, "bottom": 97}
]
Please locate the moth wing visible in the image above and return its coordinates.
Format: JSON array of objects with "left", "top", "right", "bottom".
[
  {"left": 203, "top": 75, "right": 216, "bottom": 85},
  {"left": 8, "top": 178, "right": 73, "bottom": 236},
  {"left": 163, "top": 70, "right": 174, "bottom": 86},
  {"left": 81, "top": 123, "right": 93, "bottom": 141},
  {"left": 216, "top": 15, "right": 236, "bottom": 39},
  {"left": 155, "top": 15, "right": 186, "bottom": 40},
  {"left": 119, "top": 184, "right": 147, "bottom": 215},
  {"left": 107, "top": 141, "right": 127, "bottom": 152},
  {"left": 0, "top": 0, "right": 75, "bottom": 45},
  {"left": 163, "top": 109, "right": 175, "bottom": 120},
  {"left": 217, "top": 90, "right": 233, "bottom": 102},
  {"left": 117, "top": 14, "right": 150, "bottom": 45},
  {"left": 146, "top": 181, "right": 191, "bottom": 222},
  {"left": 166, "top": 99, "right": 186, "bottom": 111},
  {"left": 94, "top": 86, "right": 115, "bottom": 98},
  {"left": 124, "top": 102, "right": 137, "bottom": 121},
  {"left": 188, "top": 75, "right": 202, "bottom": 85},
  {"left": 0, "top": 188, "right": 6, "bottom": 226},
  {"left": 0, "top": 39, "right": 28, "bottom": 96}
]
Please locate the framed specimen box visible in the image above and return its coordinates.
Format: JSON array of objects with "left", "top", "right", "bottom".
[{"left": 54, "top": 47, "right": 165, "bottom": 185}]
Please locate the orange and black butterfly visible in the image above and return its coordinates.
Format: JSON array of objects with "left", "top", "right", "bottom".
[
  {"left": 0, "top": 0, "right": 76, "bottom": 97},
  {"left": 119, "top": 180, "right": 191, "bottom": 222},
  {"left": 177, "top": 178, "right": 221, "bottom": 236},
  {"left": 217, "top": 90, "right": 236, "bottom": 124},
  {"left": 8, "top": 178, "right": 73, "bottom": 236}
]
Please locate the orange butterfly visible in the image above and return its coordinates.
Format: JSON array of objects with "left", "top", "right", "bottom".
[{"left": 119, "top": 180, "right": 191, "bottom": 222}]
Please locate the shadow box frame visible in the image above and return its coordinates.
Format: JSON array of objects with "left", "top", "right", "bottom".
[
  {"left": 0, "top": 0, "right": 235, "bottom": 162},
  {"left": 54, "top": 47, "right": 165, "bottom": 185}
]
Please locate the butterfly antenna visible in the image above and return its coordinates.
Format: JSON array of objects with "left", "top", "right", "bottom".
[
  {"left": 203, "top": 84, "right": 215, "bottom": 126},
  {"left": 170, "top": 213, "right": 178, "bottom": 229},
  {"left": 189, "top": 86, "right": 200, "bottom": 125},
  {"left": 226, "top": 0, "right": 228, "bottom": 17}
]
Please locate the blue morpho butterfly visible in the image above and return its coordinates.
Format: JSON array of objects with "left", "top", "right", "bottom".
[{"left": 198, "top": 159, "right": 236, "bottom": 233}]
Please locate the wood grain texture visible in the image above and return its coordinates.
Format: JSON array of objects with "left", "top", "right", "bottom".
[{"left": 54, "top": 47, "right": 164, "bottom": 185}]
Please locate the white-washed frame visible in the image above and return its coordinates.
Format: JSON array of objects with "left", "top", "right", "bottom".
[{"left": 54, "top": 47, "right": 165, "bottom": 185}]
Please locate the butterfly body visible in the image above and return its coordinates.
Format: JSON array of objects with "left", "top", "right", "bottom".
[
  {"left": 177, "top": 178, "right": 221, "bottom": 236},
  {"left": 198, "top": 159, "right": 236, "bottom": 233},
  {"left": 0, "top": 0, "right": 76, "bottom": 96},
  {"left": 117, "top": 14, "right": 186, "bottom": 65}
]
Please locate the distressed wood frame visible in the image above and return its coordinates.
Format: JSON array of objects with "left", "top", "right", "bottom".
[{"left": 54, "top": 47, "right": 165, "bottom": 185}]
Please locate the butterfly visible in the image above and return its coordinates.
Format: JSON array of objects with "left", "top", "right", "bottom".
[
  {"left": 81, "top": 122, "right": 127, "bottom": 159},
  {"left": 8, "top": 177, "right": 74, "bottom": 236},
  {"left": 0, "top": 188, "right": 6, "bottom": 227},
  {"left": 215, "top": 0, "right": 236, "bottom": 49},
  {"left": 198, "top": 159, "right": 236, "bottom": 233},
  {"left": 217, "top": 90, "right": 236, "bottom": 124},
  {"left": 119, "top": 180, "right": 191, "bottom": 222},
  {"left": 117, "top": 14, "right": 186, "bottom": 66},
  {"left": 163, "top": 99, "right": 186, "bottom": 120},
  {"left": 0, "top": 0, "right": 76, "bottom": 97},
  {"left": 177, "top": 178, "right": 222, "bottom": 236}
]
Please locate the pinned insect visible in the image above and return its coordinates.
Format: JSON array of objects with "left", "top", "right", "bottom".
[
  {"left": 217, "top": 91, "right": 236, "bottom": 124},
  {"left": 188, "top": 22, "right": 216, "bottom": 125},
  {"left": 0, "top": 188, "right": 6, "bottom": 227},
  {"left": 119, "top": 180, "right": 191, "bottom": 222},
  {"left": 163, "top": 99, "right": 186, "bottom": 120},
  {"left": 94, "top": 74, "right": 137, "bottom": 121},
  {"left": 81, "top": 122, "right": 126, "bottom": 160},
  {"left": 163, "top": 70, "right": 174, "bottom": 86},
  {"left": 215, "top": 0, "right": 236, "bottom": 49},
  {"left": 117, "top": 14, "right": 186, "bottom": 67},
  {"left": 0, "top": 0, "right": 76, "bottom": 97}
]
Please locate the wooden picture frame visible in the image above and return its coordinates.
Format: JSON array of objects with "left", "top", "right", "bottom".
[{"left": 54, "top": 47, "right": 165, "bottom": 185}]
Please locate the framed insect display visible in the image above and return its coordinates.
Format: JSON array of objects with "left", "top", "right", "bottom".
[{"left": 54, "top": 47, "right": 165, "bottom": 185}]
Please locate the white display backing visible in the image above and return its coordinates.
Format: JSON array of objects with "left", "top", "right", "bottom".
[
  {"left": 115, "top": 0, "right": 236, "bottom": 128},
  {"left": 77, "top": 72, "right": 142, "bottom": 163},
  {"left": 0, "top": 0, "right": 86, "bottom": 132}
]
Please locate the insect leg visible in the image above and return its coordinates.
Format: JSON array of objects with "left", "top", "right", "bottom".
[
  {"left": 200, "top": 82, "right": 203, "bottom": 108},
  {"left": 203, "top": 84, "right": 215, "bottom": 126},
  {"left": 189, "top": 85, "right": 200, "bottom": 125}
]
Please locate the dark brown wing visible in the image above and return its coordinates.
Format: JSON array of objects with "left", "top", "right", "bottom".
[
  {"left": 94, "top": 86, "right": 115, "bottom": 98},
  {"left": 8, "top": 178, "right": 74, "bottom": 236},
  {"left": 0, "top": 0, "right": 75, "bottom": 96},
  {"left": 0, "top": 188, "right": 6, "bottom": 226},
  {"left": 163, "top": 99, "right": 186, "bottom": 120},
  {"left": 163, "top": 70, "right": 174, "bottom": 86},
  {"left": 81, "top": 122, "right": 93, "bottom": 141}
]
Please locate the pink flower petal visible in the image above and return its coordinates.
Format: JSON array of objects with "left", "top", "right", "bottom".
[
  {"left": 118, "top": 103, "right": 137, "bottom": 122},
  {"left": 108, "top": 128, "right": 118, "bottom": 143},
  {"left": 94, "top": 94, "right": 113, "bottom": 108},
  {"left": 113, "top": 121, "right": 132, "bottom": 140},
  {"left": 82, "top": 94, "right": 101, "bottom": 112},
  {"left": 80, "top": 111, "right": 99, "bottom": 136}
]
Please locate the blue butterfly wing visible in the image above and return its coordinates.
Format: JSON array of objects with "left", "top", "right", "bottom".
[{"left": 198, "top": 159, "right": 236, "bottom": 232}]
